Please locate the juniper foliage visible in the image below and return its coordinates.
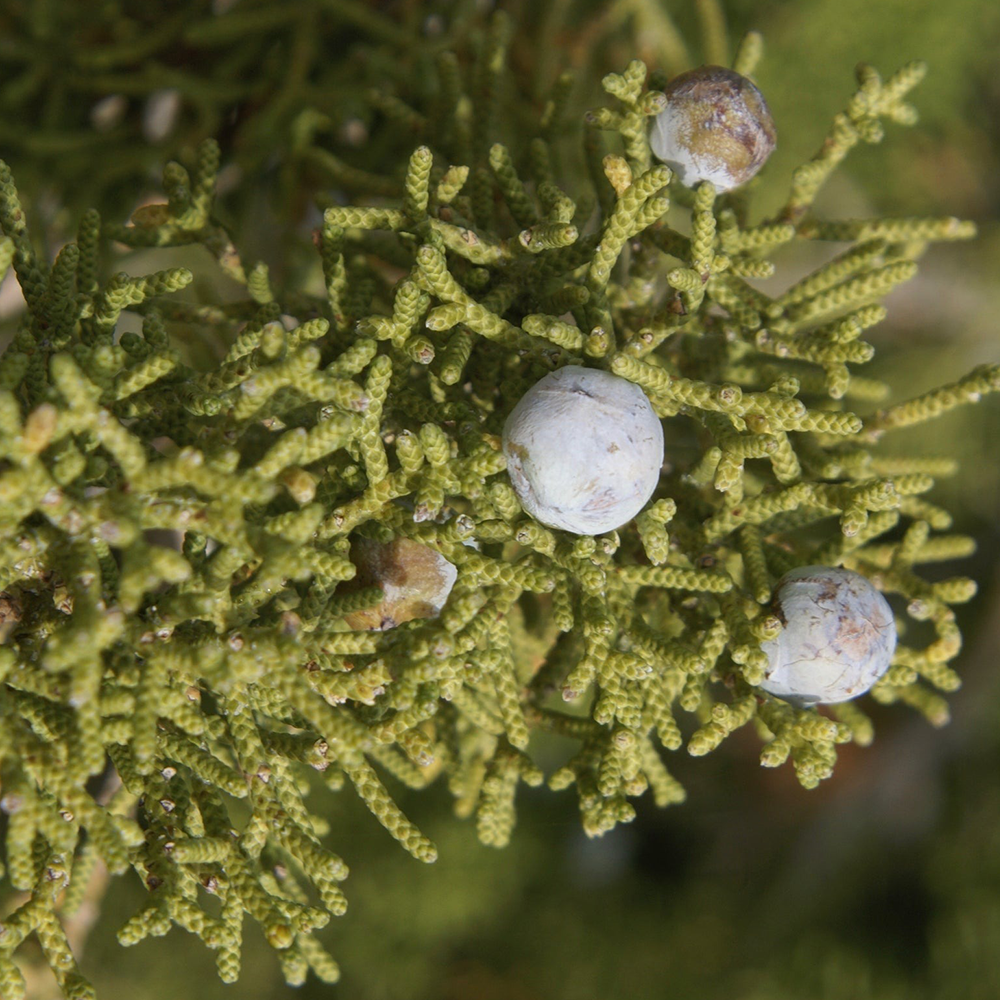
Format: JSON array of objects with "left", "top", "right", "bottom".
[{"left": 0, "top": 5, "right": 997, "bottom": 997}]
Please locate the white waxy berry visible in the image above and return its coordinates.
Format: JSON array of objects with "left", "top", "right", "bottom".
[
  {"left": 502, "top": 366, "right": 664, "bottom": 535},
  {"left": 649, "top": 65, "right": 776, "bottom": 192},
  {"left": 759, "top": 566, "right": 896, "bottom": 705}
]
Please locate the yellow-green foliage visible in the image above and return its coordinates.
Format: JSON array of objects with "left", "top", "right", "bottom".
[{"left": 0, "top": 9, "right": 996, "bottom": 999}]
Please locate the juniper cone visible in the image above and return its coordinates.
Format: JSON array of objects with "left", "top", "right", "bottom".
[
  {"left": 759, "top": 566, "right": 897, "bottom": 705},
  {"left": 649, "top": 65, "right": 777, "bottom": 190},
  {"left": 502, "top": 366, "right": 665, "bottom": 534},
  {"left": 0, "top": 3, "right": 996, "bottom": 998}
]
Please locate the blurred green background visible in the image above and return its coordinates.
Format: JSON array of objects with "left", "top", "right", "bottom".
[{"left": 2, "top": 0, "right": 1000, "bottom": 997}]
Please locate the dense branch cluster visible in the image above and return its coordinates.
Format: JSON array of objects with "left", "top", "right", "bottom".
[{"left": 0, "top": 8, "right": 996, "bottom": 998}]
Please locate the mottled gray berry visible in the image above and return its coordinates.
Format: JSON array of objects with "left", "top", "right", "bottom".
[{"left": 759, "top": 565, "right": 896, "bottom": 705}]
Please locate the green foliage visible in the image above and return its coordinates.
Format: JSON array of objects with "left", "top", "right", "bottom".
[{"left": 0, "top": 3, "right": 997, "bottom": 997}]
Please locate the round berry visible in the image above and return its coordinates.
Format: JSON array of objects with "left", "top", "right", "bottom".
[
  {"left": 502, "top": 366, "right": 664, "bottom": 535},
  {"left": 759, "top": 566, "right": 896, "bottom": 705},
  {"left": 649, "top": 65, "right": 776, "bottom": 192},
  {"left": 343, "top": 537, "right": 457, "bottom": 631}
]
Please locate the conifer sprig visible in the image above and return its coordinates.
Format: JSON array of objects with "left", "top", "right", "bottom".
[{"left": 0, "top": 8, "right": 995, "bottom": 998}]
